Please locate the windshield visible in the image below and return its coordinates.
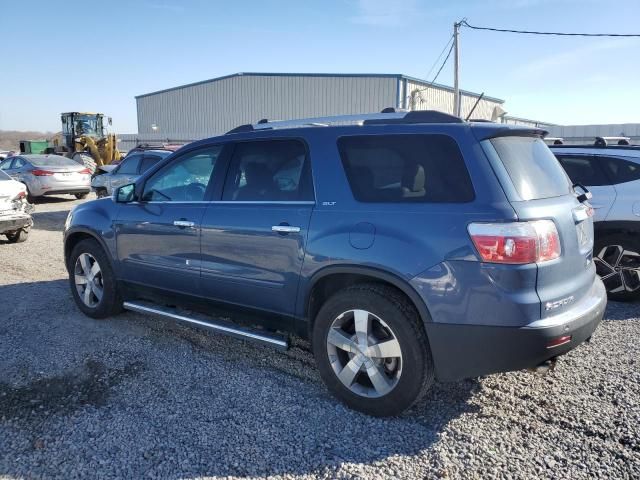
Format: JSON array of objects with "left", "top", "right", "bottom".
[
  {"left": 486, "top": 136, "right": 572, "bottom": 200},
  {"left": 73, "top": 114, "right": 102, "bottom": 137},
  {"left": 0, "top": 170, "right": 11, "bottom": 181},
  {"left": 29, "top": 155, "right": 80, "bottom": 167}
]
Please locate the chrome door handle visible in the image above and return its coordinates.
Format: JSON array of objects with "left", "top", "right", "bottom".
[
  {"left": 272, "top": 225, "right": 301, "bottom": 233},
  {"left": 173, "top": 220, "right": 195, "bottom": 228}
]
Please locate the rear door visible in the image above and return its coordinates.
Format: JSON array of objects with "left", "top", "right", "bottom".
[
  {"left": 199, "top": 139, "right": 315, "bottom": 317},
  {"left": 483, "top": 136, "right": 596, "bottom": 318},
  {"left": 115, "top": 145, "right": 228, "bottom": 295},
  {"left": 555, "top": 154, "right": 616, "bottom": 221}
]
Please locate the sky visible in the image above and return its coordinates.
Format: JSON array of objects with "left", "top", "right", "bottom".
[{"left": 1, "top": 0, "right": 639, "bottom": 133}]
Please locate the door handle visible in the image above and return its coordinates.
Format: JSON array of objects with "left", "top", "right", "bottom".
[
  {"left": 174, "top": 220, "right": 195, "bottom": 228},
  {"left": 272, "top": 225, "right": 301, "bottom": 233}
]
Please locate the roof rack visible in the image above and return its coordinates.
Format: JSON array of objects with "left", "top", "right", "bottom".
[{"left": 225, "top": 108, "right": 463, "bottom": 134}]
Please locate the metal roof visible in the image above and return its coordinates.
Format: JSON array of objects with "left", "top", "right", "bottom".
[{"left": 135, "top": 72, "right": 504, "bottom": 104}]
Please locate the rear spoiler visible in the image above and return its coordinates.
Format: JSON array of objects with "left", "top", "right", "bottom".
[{"left": 479, "top": 128, "right": 549, "bottom": 140}]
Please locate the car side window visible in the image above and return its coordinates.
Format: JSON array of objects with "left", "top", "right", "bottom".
[
  {"left": 556, "top": 155, "right": 610, "bottom": 187},
  {"left": 222, "top": 140, "right": 313, "bottom": 201},
  {"left": 141, "top": 146, "right": 222, "bottom": 202},
  {"left": 601, "top": 156, "right": 640, "bottom": 185},
  {"left": 0, "top": 159, "right": 10, "bottom": 170},
  {"left": 140, "top": 155, "right": 164, "bottom": 174},
  {"left": 338, "top": 134, "right": 474, "bottom": 203},
  {"left": 117, "top": 154, "right": 142, "bottom": 175}
]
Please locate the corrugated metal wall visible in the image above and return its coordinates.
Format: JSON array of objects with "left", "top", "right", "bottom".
[
  {"left": 401, "top": 79, "right": 502, "bottom": 120},
  {"left": 136, "top": 74, "right": 398, "bottom": 137}
]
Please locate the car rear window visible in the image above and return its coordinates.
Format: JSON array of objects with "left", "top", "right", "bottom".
[
  {"left": 487, "top": 137, "right": 572, "bottom": 200},
  {"left": 29, "top": 155, "right": 79, "bottom": 167},
  {"left": 337, "top": 134, "right": 474, "bottom": 203}
]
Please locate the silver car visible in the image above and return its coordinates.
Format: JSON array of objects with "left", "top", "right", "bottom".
[
  {"left": 552, "top": 144, "right": 640, "bottom": 300},
  {"left": 91, "top": 149, "right": 171, "bottom": 198},
  {"left": 0, "top": 154, "right": 91, "bottom": 200}
]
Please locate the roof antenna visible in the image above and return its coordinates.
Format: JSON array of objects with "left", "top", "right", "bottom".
[{"left": 465, "top": 92, "right": 484, "bottom": 121}]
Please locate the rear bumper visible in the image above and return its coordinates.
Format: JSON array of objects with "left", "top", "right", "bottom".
[
  {"left": 426, "top": 278, "right": 607, "bottom": 382},
  {"left": 0, "top": 213, "right": 32, "bottom": 234},
  {"left": 41, "top": 188, "right": 91, "bottom": 196}
]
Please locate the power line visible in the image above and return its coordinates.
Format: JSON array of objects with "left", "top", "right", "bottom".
[
  {"left": 425, "top": 34, "right": 454, "bottom": 80},
  {"left": 409, "top": 40, "right": 455, "bottom": 107},
  {"left": 460, "top": 20, "right": 640, "bottom": 37}
]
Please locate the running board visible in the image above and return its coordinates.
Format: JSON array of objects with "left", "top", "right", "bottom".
[{"left": 123, "top": 301, "right": 289, "bottom": 350}]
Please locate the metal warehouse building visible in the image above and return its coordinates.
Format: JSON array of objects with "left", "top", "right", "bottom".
[{"left": 132, "top": 72, "right": 505, "bottom": 142}]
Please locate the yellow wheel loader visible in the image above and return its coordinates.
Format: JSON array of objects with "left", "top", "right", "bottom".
[{"left": 46, "top": 112, "right": 122, "bottom": 172}]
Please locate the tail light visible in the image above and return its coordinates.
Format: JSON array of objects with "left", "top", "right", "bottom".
[
  {"left": 32, "top": 169, "right": 54, "bottom": 176},
  {"left": 468, "top": 220, "right": 561, "bottom": 264},
  {"left": 78, "top": 168, "right": 91, "bottom": 175}
]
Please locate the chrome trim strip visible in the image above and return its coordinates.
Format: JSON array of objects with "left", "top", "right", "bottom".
[
  {"left": 272, "top": 225, "right": 301, "bottom": 233},
  {"left": 139, "top": 201, "right": 316, "bottom": 205},
  {"left": 123, "top": 301, "right": 289, "bottom": 349}
]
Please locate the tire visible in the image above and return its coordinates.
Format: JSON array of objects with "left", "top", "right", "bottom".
[
  {"left": 594, "top": 233, "right": 640, "bottom": 301},
  {"left": 74, "top": 193, "right": 89, "bottom": 200},
  {"left": 312, "top": 283, "right": 434, "bottom": 417},
  {"left": 68, "top": 238, "right": 123, "bottom": 318},
  {"left": 5, "top": 228, "right": 29, "bottom": 243},
  {"left": 95, "top": 188, "right": 109, "bottom": 199}
]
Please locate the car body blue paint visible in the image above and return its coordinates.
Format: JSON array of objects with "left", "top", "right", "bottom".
[{"left": 64, "top": 118, "right": 606, "bottom": 381}]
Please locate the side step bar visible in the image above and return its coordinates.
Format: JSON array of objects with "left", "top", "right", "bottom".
[{"left": 123, "top": 301, "right": 289, "bottom": 350}]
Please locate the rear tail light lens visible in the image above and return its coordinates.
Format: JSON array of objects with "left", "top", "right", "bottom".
[
  {"left": 79, "top": 168, "right": 91, "bottom": 175},
  {"left": 31, "top": 169, "right": 54, "bottom": 176},
  {"left": 468, "top": 220, "right": 561, "bottom": 264}
]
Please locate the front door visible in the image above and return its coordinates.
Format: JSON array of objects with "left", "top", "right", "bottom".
[
  {"left": 115, "top": 145, "right": 227, "bottom": 295},
  {"left": 200, "top": 139, "right": 315, "bottom": 317}
]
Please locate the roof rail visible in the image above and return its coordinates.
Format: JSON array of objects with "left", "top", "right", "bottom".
[
  {"left": 225, "top": 108, "right": 463, "bottom": 134},
  {"left": 595, "top": 136, "right": 631, "bottom": 147}
]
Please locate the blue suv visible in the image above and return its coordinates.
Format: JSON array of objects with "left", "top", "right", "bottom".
[{"left": 63, "top": 110, "right": 606, "bottom": 416}]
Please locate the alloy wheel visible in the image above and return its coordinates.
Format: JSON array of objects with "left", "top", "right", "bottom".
[
  {"left": 326, "top": 309, "right": 403, "bottom": 398},
  {"left": 74, "top": 253, "right": 104, "bottom": 308},
  {"left": 594, "top": 244, "right": 640, "bottom": 294}
]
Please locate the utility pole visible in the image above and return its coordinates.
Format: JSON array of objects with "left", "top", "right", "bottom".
[{"left": 453, "top": 21, "right": 461, "bottom": 117}]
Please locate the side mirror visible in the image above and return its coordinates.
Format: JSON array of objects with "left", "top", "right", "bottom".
[{"left": 113, "top": 183, "right": 136, "bottom": 203}]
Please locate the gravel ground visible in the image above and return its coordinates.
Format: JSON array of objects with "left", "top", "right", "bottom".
[{"left": 0, "top": 195, "right": 639, "bottom": 479}]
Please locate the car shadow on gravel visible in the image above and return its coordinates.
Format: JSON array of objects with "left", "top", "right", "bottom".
[{"left": 30, "top": 209, "right": 71, "bottom": 232}]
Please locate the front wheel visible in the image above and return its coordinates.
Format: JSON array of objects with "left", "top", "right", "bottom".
[
  {"left": 594, "top": 234, "right": 640, "bottom": 301},
  {"left": 74, "top": 193, "right": 89, "bottom": 200},
  {"left": 312, "top": 284, "right": 434, "bottom": 417},
  {"left": 5, "top": 228, "right": 29, "bottom": 243},
  {"left": 68, "top": 239, "right": 122, "bottom": 318}
]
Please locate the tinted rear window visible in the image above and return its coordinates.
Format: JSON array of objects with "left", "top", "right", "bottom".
[
  {"left": 602, "top": 156, "right": 640, "bottom": 184},
  {"left": 338, "top": 134, "right": 474, "bottom": 203},
  {"left": 28, "top": 155, "right": 79, "bottom": 167},
  {"left": 488, "top": 137, "right": 571, "bottom": 200}
]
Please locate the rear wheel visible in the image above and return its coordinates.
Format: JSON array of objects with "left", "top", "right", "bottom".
[
  {"left": 594, "top": 234, "right": 640, "bottom": 301},
  {"left": 68, "top": 239, "right": 122, "bottom": 318},
  {"left": 312, "top": 284, "right": 434, "bottom": 417},
  {"left": 5, "top": 228, "right": 29, "bottom": 243}
]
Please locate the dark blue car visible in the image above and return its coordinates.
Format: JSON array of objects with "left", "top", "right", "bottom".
[{"left": 63, "top": 110, "right": 606, "bottom": 416}]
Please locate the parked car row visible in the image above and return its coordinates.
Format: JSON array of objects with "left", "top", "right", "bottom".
[{"left": 63, "top": 109, "right": 606, "bottom": 417}]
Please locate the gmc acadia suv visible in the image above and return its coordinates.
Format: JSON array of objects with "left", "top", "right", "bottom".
[{"left": 63, "top": 110, "right": 606, "bottom": 416}]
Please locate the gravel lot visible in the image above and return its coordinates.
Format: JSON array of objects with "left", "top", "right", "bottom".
[{"left": 0, "top": 196, "right": 639, "bottom": 479}]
